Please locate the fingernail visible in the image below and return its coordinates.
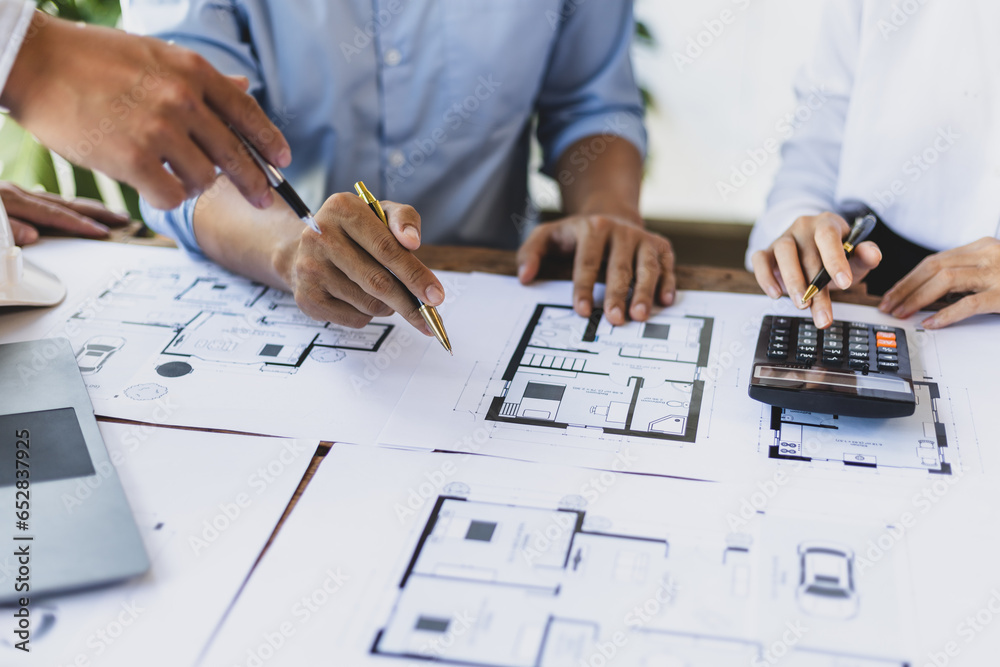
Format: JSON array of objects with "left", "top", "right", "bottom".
[
  {"left": 794, "top": 293, "right": 807, "bottom": 309},
  {"left": 91, "top": 222, "right": 110, "bottom": 235},
  {"left": 816, "top": 311, "right": 831, "bottom": 328},
  {"left": 662, "top": 291, "right": 675, "bottom": 306},
  {"left": 892, "top": 306, "right": 906, "bottom": 318},
  {"left": 835, "top": 272, "right": 851, "bottom": 290},
  {"left": 923, "top": 316, "right": 939, "bottom": 330},
  {"left": 766, "top": 286, "right": 781, "bottom": 300},
  {"left": 878, "top": 301, "right": 891, "bottom": 313},
  {"left": 425, "top": 285, "right": 445, "bottom": 306},
  {"left": 277, "top": 148, "right": 292, "bottom": 168},
  {"left": 608, "top": 306, "right": 623, "bottom": 323},
  {"left": 576, "top": 298, "right": 591, "bottom": 315},
  {"left": 258, "top": 191, "right": 274, "bottom": 209},
  {"left": 632, "top": 303, "right": 648, "bottom": 320},
  {"left": 517, "top": 264, "right": 529, "bottom": 282},
  {"left": 403, "top": 227, "right": 420, "bottom": 246}
]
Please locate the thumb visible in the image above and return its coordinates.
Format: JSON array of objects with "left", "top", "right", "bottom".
[
  {"left": 10, "top": 219, "right": 39, "bottom": 246},
  {"left": 380, "top": 201, "right": 422, "bottom": 251},
  {"left": 516, "top": 226, "right": 554, "bottom": 285},
  {"left": 226, "top": 75, "right": 251, "bottom": 92}
]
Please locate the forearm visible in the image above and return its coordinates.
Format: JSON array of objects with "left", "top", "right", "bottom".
[
  {"left": 557, "top": 136, "right": 644, "bottom": 226},
  {"left": 191, "top": 175, "right": 303, "bottom": 290}
]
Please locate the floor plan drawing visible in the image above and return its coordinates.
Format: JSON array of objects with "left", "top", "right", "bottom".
[
  {"left": 71, "top": 269, "right": 392, "bottom": 376},
  {"left": 763, "top": 382, "right": 952, "bottom": 474},
  {"left": 485, "top": 305, "right": 713, "bottom": 443},
  {"left": 50, "top": 261, "right": 444, "bottom": 442},
  {"left": 372, "top": 495, "right": 908, "bottom": 667}
]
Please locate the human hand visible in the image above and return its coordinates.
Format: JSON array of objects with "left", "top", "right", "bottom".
[
  {"left": 0, "top": 11, "right": 291, "bottom": 211},
  {"left": 1, "top": 181, "right": 131, "bottom": 245},
  {"left": 878, "top": 237, "right": 1000, "bottom": 329},
  {"left": 516, "top": 215, "right": 675, "bottom": 326},
  {"left": 277, "top": 193, "right": 445, "bottom": 333},
  {"left": 751, "top": 212, "right": 882, "bottom": 328}
]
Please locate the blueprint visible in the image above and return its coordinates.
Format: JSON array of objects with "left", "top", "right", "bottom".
[
  {"left": 379, "top": 273, "right": 976, "bottom": 482},
  {"left": 18, "top": 243, "right": 464, "bottom": 443},
  {"left": 486, "top": 304, "right": 713, "bottom": 442},
  {"left": 0, "top": 423, "right": 314, "bottom": 667},
  {"left": 202, "top": 444, "right": 917, "bottom": 667}
]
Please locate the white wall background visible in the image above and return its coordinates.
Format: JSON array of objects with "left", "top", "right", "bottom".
[
  {"left": 634, "top": 0, "right": 827, "bottom": 223},
  {"left": 532, "top": 0, "right": 828, "bottom": 226}
]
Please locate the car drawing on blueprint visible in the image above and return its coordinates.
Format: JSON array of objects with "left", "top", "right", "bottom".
[
  {"left": 75, "top": 336, "right": 126, "bottom": 375},
  {"left": 796, "top": 542, "right": 859, "bottom": 619}
]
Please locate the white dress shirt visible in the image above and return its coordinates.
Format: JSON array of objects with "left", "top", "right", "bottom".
[
  {"left": 0, "top": 0, "right": 35, "bottom": 101},
  {"left": 747, "top": 0, "right": 1000, "bottom": 269}
]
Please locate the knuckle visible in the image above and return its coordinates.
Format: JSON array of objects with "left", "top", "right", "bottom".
[
  {"left": 588, "top": 216, "right": 613, "bottom": 235},
  {"left": 364, "top": 267, "right": 395, "bottom": 297},
  {"left": 323, "top": 191, "right": 356, "bottom": 216},
  {"left": 371, "top": 233, "right": 403, "bottom": 262},
  {"left": 344, "top": 313, "right": 374, "bottom": 329}
]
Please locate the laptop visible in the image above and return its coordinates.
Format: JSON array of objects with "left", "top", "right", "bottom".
[{"left": 0, "top": 338, "right": 149, "bottom": 603}]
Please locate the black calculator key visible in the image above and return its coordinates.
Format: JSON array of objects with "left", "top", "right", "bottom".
[
  {"left": 827, "top": 326, "right": 844, "bottom": 335},
  {"left": 824, "top": 340, "right": 843, "bottom": 349},
  {"left": 774, "top": 317, "right": 791, "bottom": 326},
  {"left": 849, "top": 358, "right": 869, "bottom": 370},
  {"left": 878, "top": 361, "right": 899, "bottom": 371},
  {"left": 878, "top": 353, "right": 898, "bottom": 362},
  {"left": 768, "top": 350, "right": 788, "bottom": 360},
  {"left": 771, "top": 335, "right": 789, "bottom": 345},
  {"left": 849, "top": 335, "right": 868, "bottom": 344},
  {"left": 849, "top": 343, "right": 869, "bottom": 352}
]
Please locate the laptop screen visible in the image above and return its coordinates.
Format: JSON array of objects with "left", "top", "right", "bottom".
[{"left": 0, "top": 407, "right": 96, "bottom": 486}]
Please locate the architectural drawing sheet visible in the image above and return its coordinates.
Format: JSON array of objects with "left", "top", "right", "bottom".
[
  {"left": 203, "top": 444, "right": 921, "bottom": 667},
  {"left": 1, "top": 240, "right": 464, "bottom": 443},
  {"left": 0, "top": 423, "right": 314, "bottom": 667},
  {"left": 379, "top": 273, "right": 981, "bottom": 482}
]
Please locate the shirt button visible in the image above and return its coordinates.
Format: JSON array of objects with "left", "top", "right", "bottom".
[
  {"left": 384, "top": 49, "right": 402, "bottom": 67},
  {"left": 389, "top": 150, "right": 406, "bottom": 168}
]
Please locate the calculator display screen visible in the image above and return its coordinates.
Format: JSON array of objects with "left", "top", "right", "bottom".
[{"left": 753, "top": 366, "right": 912, "bottom": 395}]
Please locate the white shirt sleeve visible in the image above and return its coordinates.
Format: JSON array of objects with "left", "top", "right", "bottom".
[
  {"left": 744, "top": 0, "right": 863, "bottom": 270},
  {"left": 0, "top": 0, "right": 36, "bottom": 101}
]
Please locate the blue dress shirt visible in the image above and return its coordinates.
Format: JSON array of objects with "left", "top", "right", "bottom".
[{"left": 123, "top": 0, "right": 646, "bottom": 254}]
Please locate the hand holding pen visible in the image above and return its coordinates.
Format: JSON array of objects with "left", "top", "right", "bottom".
[
  {"left": 232, "top": 126, "right": 450, "bottom": 340},
  {"left": 751, "top": 210, "right": 883, "bottom": 329}
]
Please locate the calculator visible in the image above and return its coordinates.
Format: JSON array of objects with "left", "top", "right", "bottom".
[{"left": 748, "top": 316, "right": 916, "bottom": 418}]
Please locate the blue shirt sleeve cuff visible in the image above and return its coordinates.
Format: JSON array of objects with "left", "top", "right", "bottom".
[{"left": 140, "top": 196, "right": 207, "bottom": 260}]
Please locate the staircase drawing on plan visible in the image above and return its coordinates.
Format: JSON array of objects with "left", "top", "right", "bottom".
[{"left": 486, "top": 305, "right": 713, "bottom": 442}]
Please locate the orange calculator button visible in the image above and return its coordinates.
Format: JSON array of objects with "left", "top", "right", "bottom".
[
  {"left": 877, "top": 339, "right": 897, "bottom": 349},
  {"left": 876, "top": 331, "right": 896, "bottom": 340}
]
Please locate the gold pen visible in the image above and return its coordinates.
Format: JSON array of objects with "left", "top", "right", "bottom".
[{"left": 354, "top": 181, "right": 452, "bottom": 355}]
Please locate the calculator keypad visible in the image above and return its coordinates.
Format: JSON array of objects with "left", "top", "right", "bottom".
[{"left": 764, "top": 317, "right": 906, "bottom": 375}]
